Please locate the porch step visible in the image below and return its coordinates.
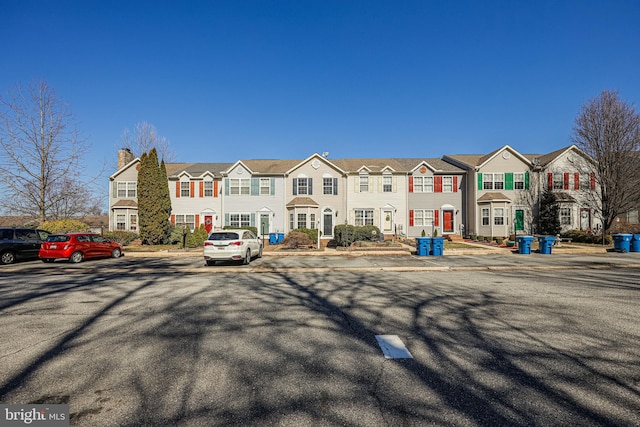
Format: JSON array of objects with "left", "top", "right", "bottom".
[{"left": 445, "top": 234, "right": 464, "bottom": 242}]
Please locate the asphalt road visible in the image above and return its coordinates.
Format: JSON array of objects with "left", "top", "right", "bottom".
[{"left": 1, "top": 255, "right": 639, "bottom": 426}]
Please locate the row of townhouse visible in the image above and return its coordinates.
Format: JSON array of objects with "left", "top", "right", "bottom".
[{"left": 109, "top": 144, "right": 601, "bottom": 240}]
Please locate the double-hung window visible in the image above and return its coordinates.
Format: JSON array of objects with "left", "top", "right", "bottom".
[
  {"left": 230, "top": 178, "right": 250, "bottom": 195},
  {"left": 359, "top": 175, "right": 369, "bottom": 192},
  {"left": 180, "top": 182, "right": 190, "bottom": 197},
  {"left": 354, "top": 209, "right": 374, "bottom": 226},
  {"left": 116, "top": 214, "right": 126, "bottom": 231},
  {"left": 413, "top": 209, "right": 433, "bottom": 227},
  {"left": 493, "top": 208, "right": 504, "bottom": 225},
  {"left": 175, "top": 214, "right": 196, "bottom": 231},
  {"left": 443, "top": 176, "right": 453, "bottom": 192},
  {"left": 204, "top": 181, "right": 214, "bottom": 197},
  {"left": 413, "top": 177, "right": 433, "bottom": 192},
  {"left": 259, "top": 178, "right": 271, "bottom": 195},
  {"left": 297, "top": 213, "right": 307, "bottom": 229},
  {"left": 117, "top": 181, "right": 137, "bottom": 198},
  {"left": 494, "top": 173, "right": 504, "bottom": 190},
  {"left": 483, "top": 173, "right": 494, "bottom": 190},
  {"left": 323, "top": 178, "right": 334, "bottom": 195},
  {"left": 130, "top": 214, "right": 138, "bottom": 231},
  {"left": 560, "top": 207, "right": 572, "bottom": 225},
  {"left": 296, "top": 178, "right": 309, "bottom": 195},
  {"left": 229, "top": 213, "right": 250, "bottom": 228},
  {"left": 553, "top": 173, "right": 564, "bottom": 190},
  {"left": 382, "top": 175, "right": 393, "bottom": 192},
  {"left": 482, "top": 208, "right": 490, "bottom": 226},
  {"left": 514, "top": 173, "right": 525, "bottom": 190}
]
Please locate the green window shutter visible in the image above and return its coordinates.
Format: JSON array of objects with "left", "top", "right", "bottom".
[
  {"left": 224, "top": 213, "right": 230, "bottom": 226},
  {"left": 251, "top": 178, "right": 259, "bottom": 196},
  {"left": 524, "top": 172, "right": 530, "bottom": 190},
  {"left": 505, "top": 173, "right": 514, "bottom": 190},
  {"left": 477, "top": 173, "right": 483, "bottom": 190},
  {"left": 224, "top": 179, "right": 229, "bottom": 196},
  {"left": 250, "top": 213, "right": 255, "bottom": 227},
  {"left": 270, "top": 178, "right": 275, "bottom": 195},
  {"left": 112, "top": 181, "right": 118, "bottom": 197}
]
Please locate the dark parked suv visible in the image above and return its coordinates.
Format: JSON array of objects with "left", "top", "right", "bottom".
[{"left": 0, "top": 227, "right": 50, "bottom": 264}]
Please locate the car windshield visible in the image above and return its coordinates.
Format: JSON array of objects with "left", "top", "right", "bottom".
[
  {"left": 46, "top": 235, "right": 70, "bottom": 242},
  {"left": 208, "top": 232, "right": 240, "bottom": 241}
]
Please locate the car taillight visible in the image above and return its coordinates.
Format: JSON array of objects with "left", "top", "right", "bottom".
[
  {"left": 229, "top": 241, "right": 242, "bottom": 246},
  {"left": 204, "top": 241, "right": 214, "bottom": 246}
]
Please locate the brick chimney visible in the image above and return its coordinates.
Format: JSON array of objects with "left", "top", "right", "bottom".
[{"left": 117, "top": 148, "right": 135, "bottom": 170}]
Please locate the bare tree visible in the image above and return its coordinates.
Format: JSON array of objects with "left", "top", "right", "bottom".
[
  {"left": 0, "top": 80, "right": 97, "bottom": 223},
  {"left": 120, "top": 121, "right": 175, "bottom": 162},
  {"left": 571, "top": 90, "right": 640, "bottom": 233}
]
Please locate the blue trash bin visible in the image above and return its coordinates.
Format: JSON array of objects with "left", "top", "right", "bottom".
[
  {"left": 612, "top": 234, "right": 632, "bottom": 253},
  {"left": 415, "top": 237, "right": 431, "bottom": 256},
  {"left": 517, "top": 236, "right": 534, "bottom": 255},
  {"left": 277, "top": 233, "right": 285, "bottom": 244},
  {"left": 537, "top": 235, "right": 556, "bottom": 254},
  {"left": 631, "top": 234, "right": 640, "bottom": 253},
  {"left": 431, "top": 237, "right": 445, "bottom": 256},
  {"left": 269, "top": 233, "right": 277, "bottom": 245}
]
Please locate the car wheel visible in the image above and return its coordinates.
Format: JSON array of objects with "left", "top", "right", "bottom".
[
  {"left": 243, "top": 250, "right": 251, "bottom": 265},
  {"left": 111, "top": 248, "right": 122, "bottom": 258},
  {"left": 1, "top": 251, "right": 16, "bottom": 265},
  {"left": 205, "top": 260, "right": 216, "bottom": 266},
  {"left": 70, "top": 251, "right": 83, "bottom": 263},
  {"left": 41, "top": 258, "right": 54, "bottom": 263}
]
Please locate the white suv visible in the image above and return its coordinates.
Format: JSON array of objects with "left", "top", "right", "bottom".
[{"left": 203, "top": 229, "right": 263, "bottom": 266}]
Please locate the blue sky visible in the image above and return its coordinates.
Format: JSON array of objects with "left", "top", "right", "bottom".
[{"left": 2, "top": 0, "right": 640, "bottom": 180}]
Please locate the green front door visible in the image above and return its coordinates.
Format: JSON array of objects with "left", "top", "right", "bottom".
[{"left": 515, "top": 209, "right": 524, "bottom": 231}]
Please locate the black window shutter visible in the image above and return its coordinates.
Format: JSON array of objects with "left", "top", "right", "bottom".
[
  {"left": 334, "top": 178, "right": 338, "bottom": 195},
  {"left": 293, "top": 178, "right": 297, "bottom": 195}
]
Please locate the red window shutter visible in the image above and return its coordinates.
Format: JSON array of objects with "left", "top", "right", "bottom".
[
  {"left": 434, "top": 176, "right": 443, "bottom": 192},
  {"left": 195, "top": 215, "right": 200, "bottom": 229},
  {"left": 175, "top": 182, "right": 180, "bottom": 198},
  {"left": 170, "top": 214, "right": 176, "bottom": 225},
  {"left": 190, "top": 182, "right": 195, "bottom": 198},
  {"left": 409, "top": 176, "right": 414, "bottom": 193},
  {"left": 409, "top": 210, "right": 414, "bottom": 226},
  {"left": 214, "top": 181, "right": 219, "bottom": 198},
  {"left": 563, "top": 172, "right": 569, "bottom": 190},
  {"left": 434, "top": 210, "right": 439, "bottom": 226},
  {"left": 590, "top": 172, "right": 596, "bottom": 189},
  {"left": 453, "top": 176, "right": 458, "bottom": 192},
  {"left": 199, "top": 182, "right": 204, "bottom": 198},
  {"left": 574, "top": 172, "right": 580, "bottom": 190},
  {"left": 547, "top": 173, "right": 553, "bottom": 190}
]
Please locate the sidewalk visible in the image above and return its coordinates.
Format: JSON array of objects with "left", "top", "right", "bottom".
[{"left": 123, "top": 241, "right": 610, "bottom": 258}]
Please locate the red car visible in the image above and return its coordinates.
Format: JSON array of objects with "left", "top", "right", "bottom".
[{"left": 39, "top": 233, "right": 123, "bottom": 263}]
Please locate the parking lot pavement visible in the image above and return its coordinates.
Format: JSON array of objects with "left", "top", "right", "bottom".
[
  {"left": 0, "top": 263, "right": 639, "bottom": 426},
  {"left": 2, "top": 249, "right": 640, "bottom": 275}
]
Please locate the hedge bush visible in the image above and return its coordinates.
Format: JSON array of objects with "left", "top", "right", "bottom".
[
  {"left": 290, "top": 228, "right": 318, "bottom": 242},
  {"left": 40, "top": 219, "right": 91, "bottom": 234},
  {"left": 186, "top": 225, "right": 209, "bottom": 248},
  {"left": 334, "top": 224, "right": 381, "bottom": 246},
  {"left": 282, "top": 231, "right": 314, "bottom": 249},
  {"left": 223, "top": 225, "right": 258, "bottom": 236},
  {"left": 103, "top": 231, "right": 139, "bottom": 246},
  {"left": 561, "top": 230, "right": 612, "bottom": 245}
]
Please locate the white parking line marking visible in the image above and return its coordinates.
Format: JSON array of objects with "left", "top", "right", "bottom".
[{"left": 375, "top": 335, "right": 413, "bottom": 359}]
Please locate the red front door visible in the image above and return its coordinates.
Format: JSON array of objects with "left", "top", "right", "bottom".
[
  {"left": 443, "top": 210, "right": 454, "bottom": 233},
  {"left": 204, "top": 215, "right": 213, "bottom": 233}
]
